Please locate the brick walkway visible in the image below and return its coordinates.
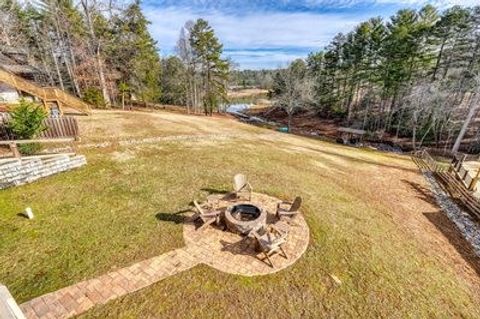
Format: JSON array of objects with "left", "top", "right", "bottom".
[
  {"left": 20, "top": 248, "right": 199, "bottom": 319},
  {"left": 19, "top": 192, "right": 310, "bottom": 319}
]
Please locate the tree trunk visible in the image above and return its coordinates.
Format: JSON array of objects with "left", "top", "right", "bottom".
[
  {"left": 432, "top": 38, "right": 446, "bottom": 81},
  {"left": 81, "top": 0, "right": 111, "bottom": 107},
  {"left": 452, "top": 93, "right": 479, "bottom": 153},
  {"left": 65, "top": 31, "right": 82, "bottom": 97},
  {"left": 50, "top": 44, "right": 64, "bottom": 91},
  {"left": 287, "top": 111, "right": 293, "bottom": 132}
]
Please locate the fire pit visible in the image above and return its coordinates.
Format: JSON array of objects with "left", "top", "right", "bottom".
[{"left": 225, "top": 202, "right": 267, "bottom": 235}]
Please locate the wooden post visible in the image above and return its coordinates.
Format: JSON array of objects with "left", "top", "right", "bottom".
[
  {"left": 57, "top": 101, "right": 64, "bottom": 116},
  {"left": 9, "top": 142, "right": 21, "bottom": 158},
  {"left": 70, "top": 139, "right": 78, "bottom": 154},
  {"left": 42, "top": 99, "right": 48, "bottom": 111},
  {"left": 469, "top": 168, "right": 480, "bottom": 191}
]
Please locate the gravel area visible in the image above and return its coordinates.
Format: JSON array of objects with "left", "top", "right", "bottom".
[{"left": 423, "top": 171, "right": 480, "bottom": 257}]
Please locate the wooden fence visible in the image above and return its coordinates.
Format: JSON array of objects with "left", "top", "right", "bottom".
[
  {"left": 41, "top": 117, "right": 79, "bottom": 139},
  {"left": 0, "top": 114, "right": 79, "bottom": 140},
  {"left": 451, "top": 153, "right": 480, "bottom": 191},
  {"left": 0, "top": 138, "right": 76, "bottom": 158},
  {"left": 413, "top": 149, "right": 480, "bottom": 222},
  {"left": 414, "top": 149, "right": 448, "bottom": 172}
]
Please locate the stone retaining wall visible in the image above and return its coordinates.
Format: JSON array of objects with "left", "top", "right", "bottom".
[{"left": 0, "top": 154, "right": 86, "bottom": 189}]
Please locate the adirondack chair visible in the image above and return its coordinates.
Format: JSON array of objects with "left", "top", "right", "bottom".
[
  {"left": 250, "top": 225, "right": 288, "bottom": 268},
  {"left": 233, "top": 174, "right": 253, "bottom": 201},
  {"left": 192, "top": 200, "right": 222, "bottom": 231},
  {"left": 276, "top": 196, "right": 302, "bottom": 220}
]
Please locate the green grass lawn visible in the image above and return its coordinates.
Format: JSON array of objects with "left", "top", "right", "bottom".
[{"left": 1, "top": 111, "right": 479, "bottom": 318}]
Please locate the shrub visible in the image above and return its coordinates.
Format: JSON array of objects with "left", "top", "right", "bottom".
[
  {"left": 83, "top": 87, "right": 106, "bottom": 108},
  {"left": 7, "top": 99, "right": 47, "bottom": 155}
]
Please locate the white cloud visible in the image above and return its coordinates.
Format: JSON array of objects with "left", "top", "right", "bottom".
[
  {"left": 381, "top": 0, "right": 479, "bottom": 6},
  {"left": 225, "top": 50, "right": 307, "bottom": 69},
  {"left": 144, "top": 0, "right": 478, "bottom": 69},
  {"left": 144, "top": 6, "right": 371, "bottom": 68},
  {"left": 148, "top": 0, "right": 479, "bottom": 10},
  {"left": 303, "top": 0, "right": 479, "bottom": 7}
]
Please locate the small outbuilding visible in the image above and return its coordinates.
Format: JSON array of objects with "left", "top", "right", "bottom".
[{"left": 337, "top": 127, "right": 367, "bottom": 145}]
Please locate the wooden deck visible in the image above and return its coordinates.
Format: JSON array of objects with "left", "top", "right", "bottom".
[{"left": 0, "top": 67, "right": 91, "bottom": 115}]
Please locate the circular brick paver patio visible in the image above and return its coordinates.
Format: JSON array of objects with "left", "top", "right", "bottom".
[
  {"left": 184, "top": 192, "right": 310, "bottom": 276},
  {"left": 20, "top": 192, "right": 310, "bottom": 319}
]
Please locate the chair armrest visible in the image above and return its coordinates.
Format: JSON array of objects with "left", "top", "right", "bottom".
[
  {"left": 277, "top": 201, "right": 292, "bottom": 210},
  {"left": 248, "top": 229, "right": 261, "bottom": 240},
  {"left": 269, "top": 224, "right": 287, "bottom": 237},
  {"left": 278, "top": 210, "right": 299, "bottom": 215},
  {"left": 202, "top": 211, "right": 221, "bottom": 218}
]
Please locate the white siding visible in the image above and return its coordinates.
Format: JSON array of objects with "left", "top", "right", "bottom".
[{"left": 0, "top": 83, "right": 19, "bottom": 103}]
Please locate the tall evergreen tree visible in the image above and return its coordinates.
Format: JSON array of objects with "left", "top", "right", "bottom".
[
  {"left": 189, "top": 18, "right": 229, "bottom": 115},
  {"left": 113, "top": 0, "right": 162, "bottom": 103}
]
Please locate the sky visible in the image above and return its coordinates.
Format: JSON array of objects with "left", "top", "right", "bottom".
[{"left": 141, "top": 0, "right": 479, "bottom": 70}]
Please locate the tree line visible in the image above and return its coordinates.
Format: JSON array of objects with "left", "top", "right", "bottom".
[
  {"left": 229, "top": 69, "right": 275, "bottom": 89},
  {"left": 164, "top": 19, "right": 229, "bottom": 115},
  {"left": 272, "top": 5, "right": 480, "bottom": 152},
  {"left": 0, "top": 0, "right": 229, "bottom": 115}
]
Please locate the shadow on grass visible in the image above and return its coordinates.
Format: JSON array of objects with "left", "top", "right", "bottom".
[
  {"left": 201, "top": 188, "right": 230, "bottom": 195},
  {"left": 220, "top": 238, "right": 257, "bottom": 257},
  {"left": 402, "top": 179, "right": 438, "bottom": 206},
  {"left": 155, "top": 209, "right": 190, "bottom": 225},
  {"left": 16, "top": 212, "right": 30, "bottom": 219},
  {"left": 201, "top": 188, "right": 237, "bottom": 201},
  {"left": 423, "top": 211, "right": 480, "bottom": 278}
]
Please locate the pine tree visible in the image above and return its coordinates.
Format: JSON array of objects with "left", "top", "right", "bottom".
[
  {"left": 189, "top": 18, "right": 229, "bottom": 115},
  {"left": 160, "top": 56, "right": 187, "bottom": 106},
  {"left": 113, "top": 0, "right": 162, "bottom": 103}
]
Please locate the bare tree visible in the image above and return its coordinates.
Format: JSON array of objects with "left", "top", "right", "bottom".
[
  {"left": 80, "top": 0, "right": 111, "bottom": 107},
  {"left": 176, "top": 21, "right": 196, "bottom": 113},
  {"left": 273, "top": 60, "right": 313, "bottom": 131},
  {"left": 402, "top": 82, "right": 449, "bottom": 150},
  {"left": 452, "top": 74, "right": 480, "bottom": 153}
]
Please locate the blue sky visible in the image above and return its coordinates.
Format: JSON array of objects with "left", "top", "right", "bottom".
[{"left": 142, "top": 0, "right": 478, "bottom": 70}]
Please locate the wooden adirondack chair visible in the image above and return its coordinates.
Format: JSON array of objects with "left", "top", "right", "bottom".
[
  {"left": 250, "top": 225, "right": 288, "bottom": 268},
  {"left": 192, "top": 200, "right": 222, "bottom": 231},
  {"left": 233, "top": 174, "right": 253, "bottom": 201},
  {"left": 276, "top": 196, "right": 302, "bottom": 220}
]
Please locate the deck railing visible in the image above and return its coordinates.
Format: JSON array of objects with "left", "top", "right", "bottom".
[{"left": 0, "top": 67, "right": 91, "bottom": 114}]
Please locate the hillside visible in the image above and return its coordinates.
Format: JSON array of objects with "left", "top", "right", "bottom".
[{"left": 1, "top": 110, "right": 479, "bottom": 318}]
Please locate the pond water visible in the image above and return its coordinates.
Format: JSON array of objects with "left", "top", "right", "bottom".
[
  {"left": 226, "top": 103, "right": 250, "bottom": 113},
  {"left": 226, "top": 93, "right": 269, "bottom": 113}
]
